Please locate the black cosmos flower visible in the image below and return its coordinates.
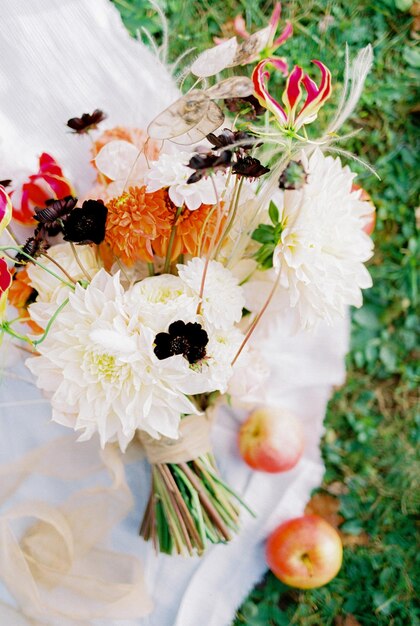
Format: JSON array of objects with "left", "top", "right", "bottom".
[
  {"left": 34, "top": 195, "right": 78, "bottom": 236},
  {"left": 15, "top": 229, "right": 50, "bottom": 265},
  {"left": 232, "top": 156, "right": 270, "bottom": 179},
  {"left": 154, "top": 320, "right": 209, "bottom": 365},
  {"left": 62, "top": 199, "right": 107, "bottom": 245},
  {"left": 207, "top": 129, "right": 255, "bottom": 152},
  {"left": 187, "top": 151, "right": 232, "bottom": 184},
  {"left": 67, "top": 109, "right": 107, "bottom": 134}
]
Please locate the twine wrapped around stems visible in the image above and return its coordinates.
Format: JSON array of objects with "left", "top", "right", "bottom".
[
  {"left": 138, "top": 413, "right": 212, "bottom": 464},
  {"left": 138, "top": 410, "right": 253, "bottom": 556}
]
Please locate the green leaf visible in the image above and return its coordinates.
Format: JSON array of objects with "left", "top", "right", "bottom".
[
  {"left": 379, "top": 344, "right": 398, "bottom": 372},
  {"left": 268, "top": 201, "right": 279, "bottom": 225},
  {"left": 403, "top": 46, "right": 420, "bottom": 68},
  {"left": 395, "top": 0, "right": 413, "bottom": 11},
  {"left": 252, "top": 225, "right": 275, "bottom": 244},
  {"left": 340, "top": 519, "right": 365, "bottom": 534}
]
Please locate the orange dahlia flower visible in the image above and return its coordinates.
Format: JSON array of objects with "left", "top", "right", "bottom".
[
  {"left": 154, "top": 202, "right": 226, "bottom": 261},
  {"left": 105, "top": 186, "right": 173, "bottom": 265}
]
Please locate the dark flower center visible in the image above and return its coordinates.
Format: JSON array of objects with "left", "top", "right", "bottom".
[{"left": 154, "top": 320, "right": 208, "bottom": 365}]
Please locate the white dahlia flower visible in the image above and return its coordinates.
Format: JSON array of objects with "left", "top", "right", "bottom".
[
  {"left": 145, "top": 151, "right": 226, "bottom": 211},
  {"left": 26, "top": 270, "right": 199, "bottom": 450},
  {"left": 273, "top": 149, "right": 374, "bottom": 329},
  {"left": 177, "top": 257, "right": 245, "bottom": 330}
]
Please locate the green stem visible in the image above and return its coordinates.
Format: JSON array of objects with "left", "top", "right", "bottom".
[
  {"left": 33, "top": 298, "right": 70, "bottom": 346},
  {"left": 164, "top": 207, "right": 183, "bottom": 274},
  {"left": 1, "top": 323, "right": 33, "bottom": 346},
  {"left": 41, "top": 252, "right": 77, "bottom": 285},
  {"left": 214, "top": 177, "right": 244, "bottom": 260},
  {"left": 0, "top": 246, "right": 76, "bottom": 290}
]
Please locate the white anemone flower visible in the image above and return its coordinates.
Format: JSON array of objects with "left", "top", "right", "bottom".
[
  {"left": 273, "top": 149, "right": 374, "bottom": 329},
  {"left": 26, "top": 270, "right": 199, "bottom": 451},
  {"left": 145, "top": 151, "right": 226, "bottom": 211},
  {"left": 177, "top": 257, "right": 245, "bottom": 330}
]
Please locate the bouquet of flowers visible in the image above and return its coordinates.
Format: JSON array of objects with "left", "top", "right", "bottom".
[{"left": 0, "top": 3, "right": 374, "bottom": 557}]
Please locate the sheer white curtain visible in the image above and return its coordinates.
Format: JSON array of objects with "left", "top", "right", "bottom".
[{"left": 0, "top": 2, "right": 349, "bottom": 625}]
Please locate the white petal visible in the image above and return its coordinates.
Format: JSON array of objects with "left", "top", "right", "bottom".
[{"left": 190, "top": 37, "right": 238, "bottom": 77}]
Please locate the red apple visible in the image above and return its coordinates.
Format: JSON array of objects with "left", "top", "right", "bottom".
[
  {"left": 238, "top": 407, "right": 304, "bottom": 473},
  {"left": 266, "top": 515, "right": 343, "bottom": 589},
  {"left": 352, "top": 183, "right": 376, "bottom": 235}
]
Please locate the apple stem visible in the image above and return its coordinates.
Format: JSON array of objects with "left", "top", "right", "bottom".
[{"left": 301, "top": 553, "right": 314, "bottom": 577}]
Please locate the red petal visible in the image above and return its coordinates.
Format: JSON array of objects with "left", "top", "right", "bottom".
[
  {"left": 234, "top": 14, "right": 250, "bottom": 39},
  {"left": 272, "top": 21, "right": 293, "bottom": 49},
  {"left": 252, "top": 58, "right": 288, "bottom": 123},
  {"left": 282, "top": 65, "right": 304, "bottom": 113},
  {"left": 0, "top": 258, "right": 12, "bottom": 294}
]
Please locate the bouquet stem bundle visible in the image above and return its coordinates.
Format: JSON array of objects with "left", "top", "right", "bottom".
[{"left": 139, "top": 415, "right": 253, "bottom": 556}]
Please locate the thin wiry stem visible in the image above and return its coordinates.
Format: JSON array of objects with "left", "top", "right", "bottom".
[
  {"left": 0, "top": 246, "right": 76, "bottom": 290},
  {"left": 197, "top": 176, "right": 223, "bottom": 313},
  {"left": 231, "top": 271, "right": 281, "bottom": 366},
  {"left": 69, "top": 242, "right": 92, "bottom": 281}
]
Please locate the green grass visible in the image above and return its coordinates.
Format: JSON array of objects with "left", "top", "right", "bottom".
[{"left": 113, "top": 1, "right": 419, "bottom": 623}]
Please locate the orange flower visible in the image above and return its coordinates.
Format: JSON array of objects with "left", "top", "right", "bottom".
[
  {"left": 154, "top": 202, "right": 226, "bottom": 261},
  {"left": 105, "top": 186, "right": 173, "bottom": 265},
  {"left": 7, "top": 268, "right": 43, "bottom": 334}
]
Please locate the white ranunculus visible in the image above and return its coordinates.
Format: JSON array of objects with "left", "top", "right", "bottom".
[
  {"left": 28, "top": 242, "right": 101, "bottom": 325},
  {"left": 272, "top": 149, "right": 374, "bottom": 329}
]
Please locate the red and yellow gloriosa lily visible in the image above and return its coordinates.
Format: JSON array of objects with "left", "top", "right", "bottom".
[
  {"left": 0, "top": 185, "right": 12, "bottom": 237},
  {"left": 0, "top": 257, "right": 12, "bottom": 325},
  {"left": 253, "top": 57, "right": 332, "bottom": 131}
]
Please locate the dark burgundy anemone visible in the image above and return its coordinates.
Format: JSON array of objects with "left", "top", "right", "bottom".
[
  {"left": 62, "top": 199, "right": 107, "bottom": 245},
  {"left": 154, "top": 320, "right": 208, "bottom": 365},
  {"left": 187, "top": 151, "right": 232, "bottom": 184},
  {"left": 34, "top": 195, "right": 78, "bottom": 236},
  {"left": 232, "top": 156, "right": 270, "bottom": 179},
  {"left": 67, "top": 109, "right": 107, "bottom": 134}
]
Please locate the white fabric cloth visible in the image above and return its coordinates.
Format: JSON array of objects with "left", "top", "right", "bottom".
[{"left": 0, "top": 1, "right": 349, "bottom": 624}]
